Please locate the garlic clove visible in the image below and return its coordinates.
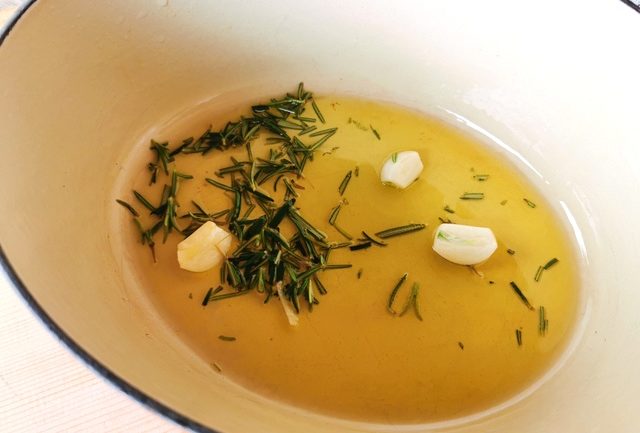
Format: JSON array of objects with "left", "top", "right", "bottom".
[
  {"left": 380, "top": 150, "right": 424, "bottom": 189},
  {"left": 177, "top": 221, "right": 232, "bottom": 272},
  {"left": 432, "top": 223, "right": 497, "bottom": 266}
]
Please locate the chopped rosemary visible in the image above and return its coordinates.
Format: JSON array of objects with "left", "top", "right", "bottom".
[
  {"left": 347, "top": 117, "right": 368, "bottom": 131},
  {"left": 370, "top": 125, "right": 381, "bottom": 140},
  {"left": 311, "top": 100, "right": 325, "bottom": 124},
  {"left": 116, "top": 199, "right": 140, "bottom": 217},
  {"left": 538, "top": 306, "right": 548, "bottom": 336},
  {"left": 399, "top": 283, "right": 423, "bottom": 321},
  {"left": 523, "top": 198, "right": 537, "bottom": 208},
  {"left": 507, "top": 248, "right": 516, "bottom": 255},
  {"left": 459, "top": 192, "right": 485, "bottom": 200},
  {"left": 338, "top": 170, "right": 353, "bottom": 196},
  {"left": 391, "top": 152, "right": 398, "bottom": 163},
  {"left": 473, "top": 174, "right": 490, "bottom": 181},
  {"left": 375, "top": 223, "right": 426, "bottom": 239},
  {"left": 534, "top": 266, "right": 544, "bottom": 282},
  {"left": 211, "top": 362, "right": 222, "bottom": 373},
  {"left": 133, "top": 190, "right": 157, "bottom": 213},
  {"left": 458, "top": 342, "right": 464, "bottom": 350},
  {"left": 323, "top": 263, "right": 353, "bottom": 270},
  {"left": 349, "top": 241, "right": 372, "bottom": 251},
  {"left": 500, "top": 200, "right": 508, "bottom": 206},
  {"left": 121, "top": 84, "right": 359, "bottom": 318},
  {"left": 515, "top": 329, "right": 523, "bottom": 346},
  {"left": 387, "top": 273, "right": 408, "bottom": 315},
  {"left": 357, "top": 268, "right": 363, "bottom": 279},
  {"left": 443, "top": 205, "right": 455, "bottom": 214},
  {"left": 218, "top": 335, "right": 237, "bottom": 342},
  {"left": 361, "top": 231, "right": 387, "bottom": 246},
  {"left": 543, "top": 257, "right": 559, "bottom": 269},
  {"left": 535, "top": 258, "right": 559, "bottom": 282},
  {"left": 333, "top": 224, "right": 353, "bottom": 240},
  {"left": 202, "top": 287, "right": 213, "bottom": 306},
  {"left": 328, "top": 203, "right": 342, "bottom": 225},
  {"left": 148, "top": 140, "right": 174, "bottom": 184},
  {"left": 509, "top": 281, "right": 534, "bottom": 311}
]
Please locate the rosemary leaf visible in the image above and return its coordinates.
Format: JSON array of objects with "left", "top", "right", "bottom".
[
  {"left": 361, "top": 231, "right": 387, "bottom": 246},
  {"left": 311, "top": 100, "right": 325, "bottom": 124},
  {"left": 509, "top": 281, "right": 534, "bottom": 311},
  {"left": 460, "top": 192, "right": 485, "bottom": 200},
  {"left": 375, "top": 223, "right": 426, "bottom": 239},
  {"left": 387, "top": 273, "right": 407, "bottom": 315},
  {"left": 338, "top": 170, "right": 353, "bottom": 196},
  {"left": 116, "top": 199, "right": 139, "bottom": 217},
  {"left": 370, "top": 125, "right": 381, "bottom": 140}
]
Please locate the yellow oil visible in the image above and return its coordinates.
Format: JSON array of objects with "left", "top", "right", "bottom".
[{"left": 119, "top": 96, "right": 580, "bottom": 424}]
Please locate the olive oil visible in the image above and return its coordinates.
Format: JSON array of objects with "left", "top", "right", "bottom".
[{"left": 116, "top": 96, "right": 580, "bottom": 424}]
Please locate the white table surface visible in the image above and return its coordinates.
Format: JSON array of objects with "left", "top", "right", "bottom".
[{"left": 0, "top": 2, "right": 186, "bottom": 431}]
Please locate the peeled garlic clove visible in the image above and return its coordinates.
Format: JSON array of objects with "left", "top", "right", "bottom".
[
  {"left": 432, "top": 223, "right": 497, "bottom": 266},
  {"left": 177, "top": 221, "right": 232, "bottom": 272},
  {"left": 380, "top": 150, "right": 424, "bottom": 189}
]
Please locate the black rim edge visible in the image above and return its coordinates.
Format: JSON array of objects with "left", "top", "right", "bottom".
[
  {"left": 620, "top": 0, "right": 640, "bottom": 13},
  {"left": 0, "top": 3, "right": 216, "bottom": 432}
]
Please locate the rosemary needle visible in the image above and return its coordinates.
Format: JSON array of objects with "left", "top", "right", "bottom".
[
  {"left": 338, "top": 170, "right": 353, "bottom": 196},
  {"left": 375, "top": 223, "right": 426, "bottom": 239},
  {"left": 387, "top": 273, "right": 408, "bottom": 315},
  {"left": 515, "top": 329, "right": 523, "bottom": 346},
  {"left": 509, "top": 281, "right": 535, "bottom": 311},
  {"left": 115, "top": 199, "right": 139, "bottom": 217},
  {"left": 459, "top": 192, "right": 485, "bottom": 200},
  {"left": 370, "top": 125, "right": 381, "bottom": 140},
  {"left": 311, "top": 100, "right": 325, "bottom": 124}
]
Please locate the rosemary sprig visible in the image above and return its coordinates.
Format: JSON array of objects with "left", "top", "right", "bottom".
[
  {"left": 375, "top": 223, "right": 426, "bottom": 239},
  {"left": 509, "top": 281, "right": 534, "bottom": 311}
]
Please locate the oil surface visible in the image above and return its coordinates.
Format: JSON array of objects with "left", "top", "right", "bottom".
[{"left": 118, "top": 96, "right": 580, "bottom": 423}]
